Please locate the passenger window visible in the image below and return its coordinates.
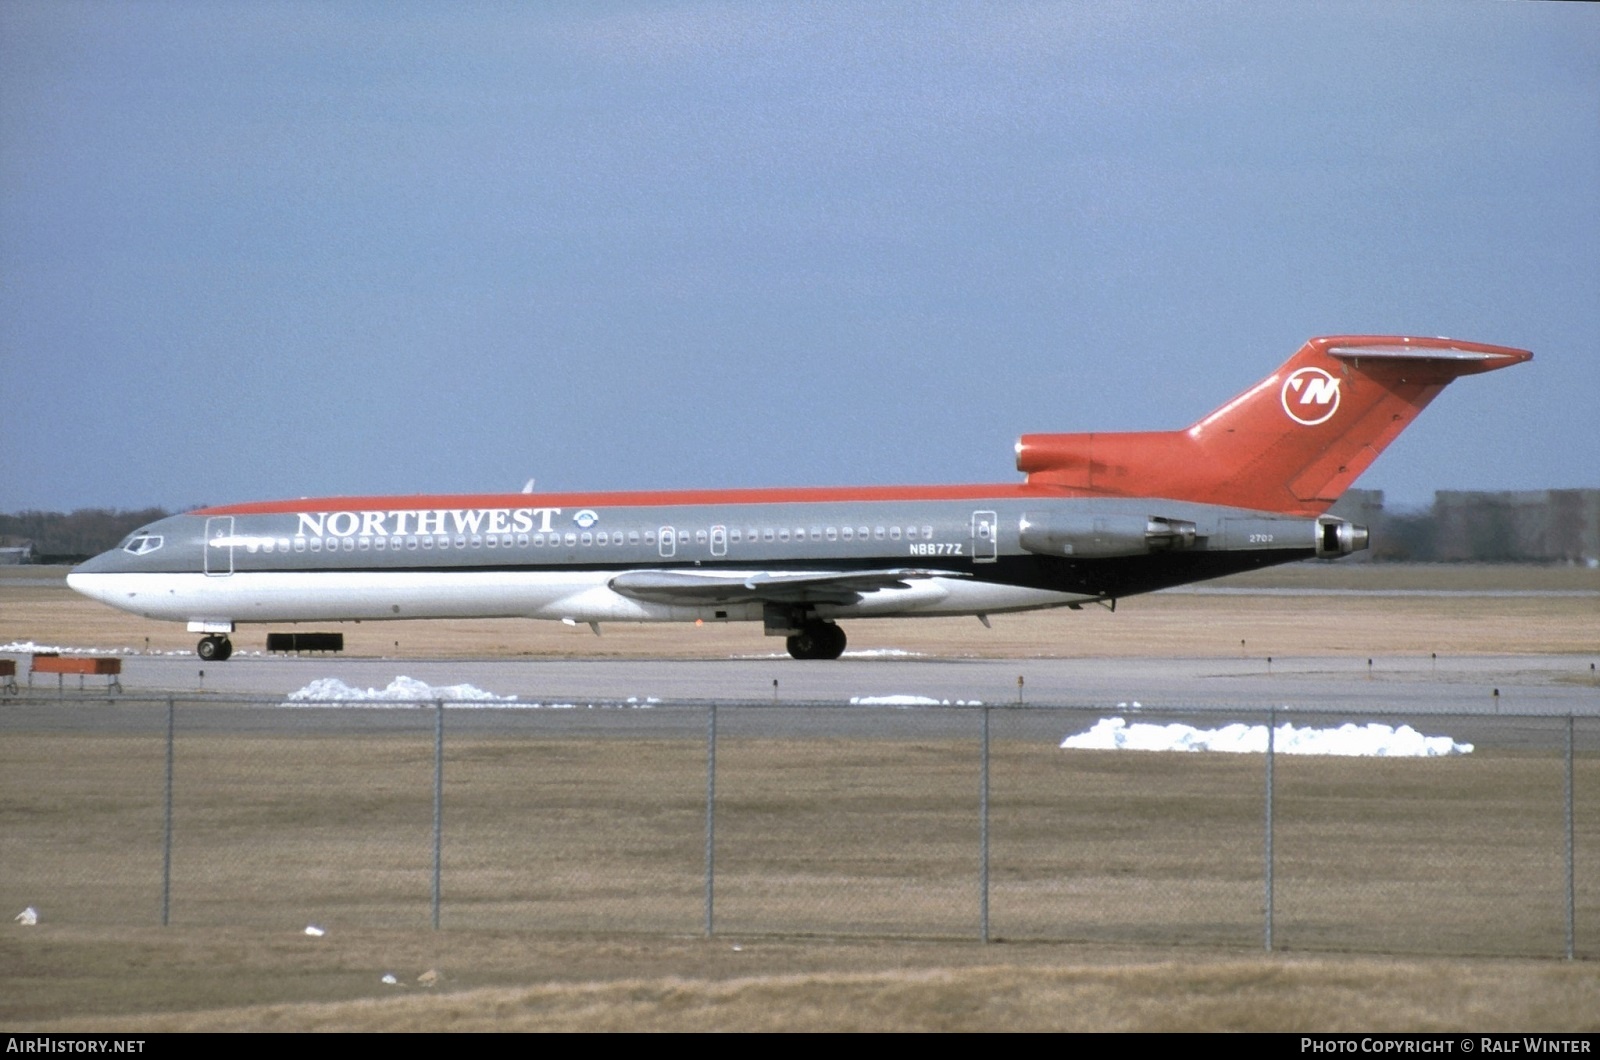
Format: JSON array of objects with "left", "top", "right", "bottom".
[
  {"left": 597, "top": 532, "right": 609, "bottom": 546},
  {"left": 809, "top": 527, "right": 821, "bottom": 541},
  {"left": 581, "top": 532, "right": 592, "bottom": 546},
  {"left": 564, "top": 532, "right": 576, "bottom": 546},
  {"left": 826, "top": 527, "right": 837, "bottom": 541},
  {"left": 645, "top": 531, "right": 656, "bottom": 544},
  {"left": 628, "top": 531, "right": 640, "bottom": 545},
  {"left": 874, "top": 527, "right": 885, "bottom": 540},
  {"left": 778, "top": 528, "right": 789, "bottom": 542},
  {"left": 455, "top": 535, "right": 467, "bottom": 549},
  {"left": 695, "top": 530, "right": 707, "bottom": 544},
  {"left": 406, "top": 536, "right": 418, "bottom": 550},
  {"left": 841, "top": 527, "right": 853, "bottom": 541},
  {"left": 764, "top": 528, "right": 775, "bottom": 542},
  {"left": 309, "top": 538, "right": 322, "bottom": 552},
  {"left": 420, "top": 536, "right": 433, "bottom": 550},
  {"left": 486, "top": 535, "right": 497, "bottom": 548},
  {"left": 518, "top": 533, "right": 529, "bottom": 547},
  {"left": 374, "top": 537, "right": 386, "bottom": 551},
  {"left": 891, "top": 527, "right": 901, "bottom": 540}
]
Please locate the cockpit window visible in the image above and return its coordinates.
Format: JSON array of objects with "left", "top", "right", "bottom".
[{"left": 122, "top": 533, "right": 164, "bottom": 556}]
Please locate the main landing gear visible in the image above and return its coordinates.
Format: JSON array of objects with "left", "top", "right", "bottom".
[
  {"left": 196, "top": 635, "right": 233, "bottom": 662},
  {"left": 786, "top": 621, "right": 846, "bottom": 661}
]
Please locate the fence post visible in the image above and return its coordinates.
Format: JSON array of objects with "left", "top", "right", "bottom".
[
  {"left": 433, "top": 699, "right": 443, "bottom": 931},
  {"left": 1264, "top": 705, "right": 1276, "bottom": 952},
  {"left": 162, "top": 695, "right": 174, "bottom": 927},
  {"left": 1565, "top": 713, "right": 1575, "bottom": 961},
  {"left": 705, "top": 702, "right": 717, "bottom": 938},
  {"left": 980, "top": 703, "right": 991, "bottom": 943}
]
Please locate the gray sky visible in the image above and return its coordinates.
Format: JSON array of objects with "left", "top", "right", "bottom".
[{"left": 3, "top": 1, "right": 1595, "bottom": 513}]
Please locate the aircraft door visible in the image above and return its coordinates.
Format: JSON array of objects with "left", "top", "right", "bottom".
[
  {"left": 204, "top": 517, "right": 235, "bottom": 576},
  {"left": 710, "top": 525, "right": 727, "bottom": 558},
  {"left": 658, "top": 526, "right": 676, "bottom": 558},
  {"left": 971, "top": 510, "right": 998, "bottom": 563}
]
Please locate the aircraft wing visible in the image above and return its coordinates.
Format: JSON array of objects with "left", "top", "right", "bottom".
[{"left": 608, "top": 568, "right": 969, "bottom": 606}]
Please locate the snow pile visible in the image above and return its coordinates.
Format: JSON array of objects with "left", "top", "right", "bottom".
[
  {"left": 850, "top": 695, "right": 984, "bottom": 706},
  {"left": 279, "top": 678, "right": 666, "bottom": 710},
  {"left": 284, "top": 676, "right": 517, "bottom": 705},
  {"left": 1060, "top": 717, "right": 1472, "bottom": 756}
]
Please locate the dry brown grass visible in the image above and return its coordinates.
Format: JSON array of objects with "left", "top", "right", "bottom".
[
  {"left": 4, "top": 727, "right": 1598, "bottom": 1030},
  {"left": 8, "top": 930, "right": 1599, "bottom": 1032}
]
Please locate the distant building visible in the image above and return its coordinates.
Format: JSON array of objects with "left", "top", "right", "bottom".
[
  {"left": 1433, "top": 490, "right": 1600, "bottom": 564},
  {"left": 0, "top": 542, "right": 34, "bottom": 565}
]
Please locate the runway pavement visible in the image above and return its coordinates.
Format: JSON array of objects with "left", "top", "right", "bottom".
[
  {"left": 5, "top": 650, "right": 1596, "bottom": 750},
  {"left": 11, "top": 648, "right": 1591, "bottom": 707}
]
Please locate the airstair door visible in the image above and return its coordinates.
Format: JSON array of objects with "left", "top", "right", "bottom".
[{"left": 971, "top": 510, "right": 998, "bottom": 563}]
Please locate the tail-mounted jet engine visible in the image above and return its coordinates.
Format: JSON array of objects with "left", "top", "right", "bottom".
[
  {"left": 1018, "top": 513, "right": 1198, "bottom": 559},
  {"left": 1316, "top": 517, "right": 1369, "bottom": 557}
]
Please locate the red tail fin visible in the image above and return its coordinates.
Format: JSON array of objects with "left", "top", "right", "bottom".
[{"left": 1016, "top": 336, "right": 1531, "bottom": 515}]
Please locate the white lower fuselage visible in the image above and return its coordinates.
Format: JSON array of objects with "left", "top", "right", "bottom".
[{"left": 68, "top": 568, "right": 1087, "bottom": 627}]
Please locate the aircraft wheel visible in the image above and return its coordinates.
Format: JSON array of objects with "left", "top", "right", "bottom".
[
  {"left": 197, "top": 635, "right": 233, "bottom": 662},
  {"left": 786, "top": 622, "right": 846, "bottom": 661}
]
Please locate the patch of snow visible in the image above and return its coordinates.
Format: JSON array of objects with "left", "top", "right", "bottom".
[
  {"left": 850, "top": 695, "right": 984, "bottom": 706},
  {"left": 842, "top": 649, "right": 927, "bottom": 658},
  {"left": 283, "top": 676, "right": 517, "bottom": 705},
  {"left": 279, "top": 678, "right": 668, "bottom": 710},
  {"left": 1060, "top": 717, "right": 1472, "bottom": 756},
  {"left": 1, "top": 640, "right": 249, "bottom": 658}
]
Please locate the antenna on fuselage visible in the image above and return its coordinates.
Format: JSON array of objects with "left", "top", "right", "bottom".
[{"left": 520, "top": 478, "right": 535, "bottom": 493}]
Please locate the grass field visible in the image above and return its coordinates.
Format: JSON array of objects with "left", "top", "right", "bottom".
[{"left": 3, "top": 562, "right": 1598, "bottom": 1031}]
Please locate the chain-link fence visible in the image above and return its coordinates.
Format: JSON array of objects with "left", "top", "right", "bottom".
[{"left": 2, "top": 695, "right": 1595, "bottom": 957}]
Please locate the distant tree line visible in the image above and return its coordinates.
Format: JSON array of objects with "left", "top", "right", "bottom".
[
  {"left": 1341, "top": 489, "right": 1598, "bottom": 564},
  {"left": 0, "top": 508, "right": 170, "bottom": 563}
]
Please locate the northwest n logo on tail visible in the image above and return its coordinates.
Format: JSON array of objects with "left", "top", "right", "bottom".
[{"left": 1281, "top": 367, "right": 1341, "bottom": 425}]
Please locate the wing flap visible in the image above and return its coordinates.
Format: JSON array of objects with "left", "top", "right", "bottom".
[{"left": 609, "top": 568, "right": 968, "bottom": 606}]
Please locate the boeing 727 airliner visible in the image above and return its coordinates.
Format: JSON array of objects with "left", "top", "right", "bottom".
[{"left": 68, "top": 336, "right": 1530, "bottom": 660}]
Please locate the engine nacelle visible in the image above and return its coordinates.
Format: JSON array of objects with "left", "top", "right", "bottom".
[
  {"left": 1019, "top": 512, "right": 1198, "bottom": 559},
  {"left": 1317, "top": 517, "right": 1369, "bottom": 557}
]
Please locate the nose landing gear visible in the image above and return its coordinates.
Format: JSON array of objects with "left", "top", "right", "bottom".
[{"left": 196, "top": 635, "right": 233, "bottom": 662}]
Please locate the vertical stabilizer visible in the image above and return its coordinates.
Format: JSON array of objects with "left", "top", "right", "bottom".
[{"left": 1016, "top": 336, "right": 1531, "bottom": 515}]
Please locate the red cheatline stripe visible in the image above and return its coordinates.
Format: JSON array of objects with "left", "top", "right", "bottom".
[{"left": 195, "top": 482, "right": 1071, "bottom": 515}]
